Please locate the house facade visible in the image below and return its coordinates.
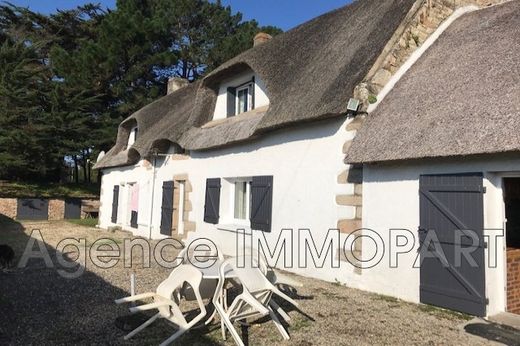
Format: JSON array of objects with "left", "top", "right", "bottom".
[{"left": 95, "top": 0, "right": 516, "bottom": 318}]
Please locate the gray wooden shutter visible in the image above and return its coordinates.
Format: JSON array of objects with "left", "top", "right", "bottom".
[
  {"left": 64, "top": 198, "right": 82, "bottom": 219},
  {"left": 227, "top": 87, "right": 236, "bottom": 117},
  {"left": 17, "top": 199, "right": 49, "bottom": 220},
  {"left": 204, "top": 178, "right": 221, "bottom": 224},
  {"left": 419, "top": 173, "right": 486, "bottom": 316},
  {"left": 250, "top": 176, "right": 273, "bottom": 232},
  {"left": 111, "top": 185, "right": 119, "bottom": 223},
  {"left": 160, "top": 181, "right": 174, "bottom": 235},
  {"left": 251, "top": 76, "right": 255, "bottom": 110}
]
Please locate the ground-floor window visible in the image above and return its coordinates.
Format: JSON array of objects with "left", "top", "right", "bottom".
[{"left": 204, "top": 176, "right": 273, "bottom": 232}]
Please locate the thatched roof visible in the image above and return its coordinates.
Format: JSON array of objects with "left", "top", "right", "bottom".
[
  {"left": 346, "top": 1, "right": 520, "bottom": 164},
  {"left": 95, "top": 0, "right": 417, "bottom": 169}
]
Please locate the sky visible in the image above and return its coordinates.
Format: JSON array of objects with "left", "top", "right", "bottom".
[{"left": 6, "top": 0, "right": 351, "bottom": 31}]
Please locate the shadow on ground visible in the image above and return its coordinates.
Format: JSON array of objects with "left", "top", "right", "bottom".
[{"left": 0, "top": 215, "right": 225, "bottom": 345}]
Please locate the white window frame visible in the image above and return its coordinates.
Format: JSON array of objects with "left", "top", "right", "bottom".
[
  {"left": 128, "top": 127, "right": 138, "bottom": 147},
  {"left": 228, "top": 177, "right": 252, "bottom": 226},
  {"left": 236, "top": 83, "right": 253, "bottom": 115}
]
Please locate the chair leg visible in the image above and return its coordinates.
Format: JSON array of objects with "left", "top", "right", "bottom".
[
  {"left": 221, "top": 314, "right": 244, "bottom": 346},
  {"left": 124, "top": 312, "right": 161, "bottom": 340},
  {"left": 270, "top": 300, "right": 291, "bottom": 322},
  {"left": 159, "top": 327, "right": 187, "bottom": 346},
  {"left": 221, "top": 319, "right": 226, "bottom": 341},
  {"left": 268, "top": 306, "right": 290, "bottom": 340}
]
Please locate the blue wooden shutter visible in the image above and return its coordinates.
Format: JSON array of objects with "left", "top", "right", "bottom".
[
  {"left": 227, "top": 87, "right": 236, "bottom": 117},
  {"left": 250, "top": 176, "right": 273, "bottom": 232},
  {"left": 160, "top": 181, "right": 174, "bottom": 235},
  {"left": 111, "top": 185, "right": 119, "bottom": 223},
  {"left": 204, "top": 178, "right": 221, "bottom": 224}
]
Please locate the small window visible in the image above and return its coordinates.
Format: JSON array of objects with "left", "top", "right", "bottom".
[
  {"left": 236, "top": 84, "right": 253, "bottom": 115},
  {"left": 128, "top": 127, "right": 138, "bottom": 147}
]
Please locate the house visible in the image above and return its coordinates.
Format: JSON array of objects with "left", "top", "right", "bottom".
[{"left": 94, "top": 0, "right": 515, "bottom": 317}]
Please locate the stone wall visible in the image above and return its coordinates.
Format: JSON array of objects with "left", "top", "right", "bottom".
[
  {"left": 0, "top": 198, "right": 99, "bottom": 220},
  {"left": 48, "top": 199, "right": 65, "bottom": 221},
  {"left": 172, "top": 174, "right": 195, "bottom": 239},
  {"left": 0, "top": 198, "right": 17, "bottom": 219},
  {"left": 337, "top": 116, "right": 366, "bottom": 275},
  {"left": 358, "top": 0, "right": 509, "bottom": 107},
  {"left": 507, "top": 249, "right": 520, "bottom": 314}
]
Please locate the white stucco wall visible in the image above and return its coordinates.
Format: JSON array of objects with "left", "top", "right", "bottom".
[
  {"left": 98, "top": 116, "right": 518, "bottom": 316},
  {"left": 212, "top": 71, "right": 269, "bottom": 120},
  {"left": 361, "top": 156, "right": 520, "bottom": 316},
  {"left": 99, "top": 117, "right": 363, "bottom": 284}
]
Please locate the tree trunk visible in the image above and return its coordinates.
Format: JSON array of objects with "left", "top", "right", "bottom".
[
  {"left": 73, "top": 155, "right": 79, "bottom": 184},
  {"left": 82, "top": 151, "right": 88, "bottom": 183},
  {"left": 87, "top": 163, "right": 91, "bottom": 183}
]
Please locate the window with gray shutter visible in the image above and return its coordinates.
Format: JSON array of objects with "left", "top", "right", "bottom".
[
  {"left": 160, "top": 181, "right": 174, "bottom": 235},
  {"left": 250, "top": 176, "right": 273, "bottom": 232},
  {"left": 111, "top": 185, "right": 119, "bottom": 223},
  {"left": 204, "top": 178, "right": 221, "bottom": 224}
]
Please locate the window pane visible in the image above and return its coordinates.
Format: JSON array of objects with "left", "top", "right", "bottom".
[
  {"left": 237, "top": 88, "right": 248, "bottom": 114},
  {"left": 234, "top": 182, "right": 247, "bottom": 219}
]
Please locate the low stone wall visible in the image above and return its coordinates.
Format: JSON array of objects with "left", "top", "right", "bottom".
[
  {"left": 507, "top": 249, "right": 520, "bottom": 314},
  {"left": 0, "top": 197, "right": 99, "bottom": 220},
  {"left": 0, "top": 198, "right": 17, "bottom": 219}
]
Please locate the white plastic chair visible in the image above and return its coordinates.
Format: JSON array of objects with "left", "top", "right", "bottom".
[
  {"left": 242, "top": 247, "right": 303, "bottom": 322},
  {"left": 115, "top": 265, "right": 207, "bottom": 346},
  {"left": 173, "top": 243, "right": 227, "bottom": 327},
  {"left": 213, "top": 257, "right": 299, "bottom": 346}
]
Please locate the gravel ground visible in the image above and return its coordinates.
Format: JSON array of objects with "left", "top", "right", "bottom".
[{"left": 0, "top": 220, "right": 498, "bottom": 345}]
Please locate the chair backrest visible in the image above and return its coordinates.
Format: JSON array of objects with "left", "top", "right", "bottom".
[
  {"left": 242, "top": 247, "right": 270, "bottom": 275},
  {"left": 156, "top": 265, "right": 203, "bottom": 317},
  {"left": 222, "top": 257, "right": 273, "bottom": 294},
  {"left": 176, "top": 243, "right": 224, "bottom": 269}
]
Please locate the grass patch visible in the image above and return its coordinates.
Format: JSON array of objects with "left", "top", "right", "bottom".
[
  {"left": 87, "top": 238, "right": 123, "bottom": 247},
  {"left": 291, "top": 317, "right": 312, "bottom": 332},
  {"left": 373, "top": 293, "right": 400, "bottom": 303},
  {"left": 0, "top": 181, "right": 99, "bottom": 198},
  {"left": 67, "top": 218, "right": 99, "bottom": 228},
  {"left": 419, "top": 304, "right": 472, "bottom": 321}
]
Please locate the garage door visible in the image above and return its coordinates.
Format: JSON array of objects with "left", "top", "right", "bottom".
[
  {"left": 419, "top": 173, "right": 487, "bottom": 316},
  {"left": 64, "top": 198, "right": 82, "bottom": 219},
  {"left": 17, "top": 199, "right": 49, "bottom": 220}
]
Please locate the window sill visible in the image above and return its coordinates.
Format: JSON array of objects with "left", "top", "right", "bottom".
[
  {"left": 216, "top": 223, "right": 252, "bottom": 234},
  {"left": 203, "top": 105, "right": 269, "bottom": 129}
]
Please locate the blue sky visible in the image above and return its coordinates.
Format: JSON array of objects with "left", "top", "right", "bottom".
[{"left": 6, "top": 0, "right": 351, "bottom": 31}]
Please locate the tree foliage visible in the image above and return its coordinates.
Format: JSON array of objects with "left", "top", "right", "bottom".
[{"left": 0, "top": 0, "right": 282, "bottom": 182}]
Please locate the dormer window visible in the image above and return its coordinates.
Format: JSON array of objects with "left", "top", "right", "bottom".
[
  {"left": 128, "top": 127, "right": 138, "bottom": 147},
  {"left": 227, "top": 77, "right": 255, "bottom": 118},
  {"left": 212, "top": 73, "right": 267, "bottom": 122}
]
